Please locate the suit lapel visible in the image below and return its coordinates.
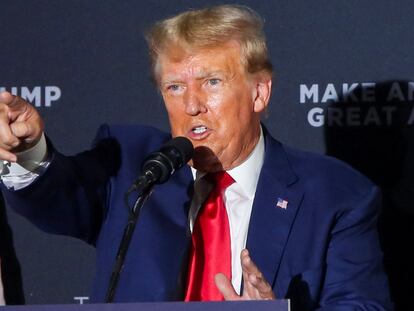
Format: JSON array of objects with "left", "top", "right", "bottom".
[{"left": 246, "top": 131, "right": 303, "bottom": 291}]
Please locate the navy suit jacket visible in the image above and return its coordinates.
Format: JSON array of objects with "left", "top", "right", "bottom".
[{"left": 1, "top": 125, "right": 392, "bottom": 310}]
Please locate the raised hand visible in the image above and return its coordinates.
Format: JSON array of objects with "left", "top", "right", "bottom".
[
  {"left": 215, "top": 249, "right": 276, "bottom": 300},
  {"left": 0, "top": 92, "right": 44, "bottom": 162}
]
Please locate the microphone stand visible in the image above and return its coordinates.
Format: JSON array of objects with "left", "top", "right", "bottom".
[
  {"left": 105, "top": 174, "right": 155, "bottom": 303},
  {"left": 104, "top": 136, "right": 193, "bottom": 302}
]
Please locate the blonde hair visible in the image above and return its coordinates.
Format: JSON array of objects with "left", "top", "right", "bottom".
[{"left": 145, "top": 5, "right": 273, "bottom": 80}]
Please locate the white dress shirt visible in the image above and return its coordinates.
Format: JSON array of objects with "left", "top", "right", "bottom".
[
  {"left": 0, "top": 128, "right": 265, "bottom": 295},
  {"left": 189, "top": 128, "right": 265, "bottom": 294}
]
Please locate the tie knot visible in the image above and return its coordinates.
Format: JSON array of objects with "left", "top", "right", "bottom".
[{"left": 206, "top": 171, "right": 235, "bottom": 191}]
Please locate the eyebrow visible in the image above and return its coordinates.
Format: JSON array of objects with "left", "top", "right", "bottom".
[
  {"left": 161, "top": 70, "right": 226, "bottom": 85},
  {"left": 195, "top": 70, "right": 225, "bottom": 79}
]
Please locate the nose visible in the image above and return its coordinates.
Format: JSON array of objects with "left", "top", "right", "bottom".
[{"left": 184, "top": 86, "right": 207, "bottom": 116}]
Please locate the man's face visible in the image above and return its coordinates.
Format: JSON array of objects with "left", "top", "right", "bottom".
[{"left": 158, "top": 41, "right": 271, "bottom": 172}]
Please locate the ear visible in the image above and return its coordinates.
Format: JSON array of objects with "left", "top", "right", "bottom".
[{"left": 252, "top": 74, "right": 272, "bottom": 113}]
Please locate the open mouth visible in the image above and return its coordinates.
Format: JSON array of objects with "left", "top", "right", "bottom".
[
  {"left": 187, "top": 125, "right": 211, "bottom": 140},
  {"left": 192, "top": 126, "right": 207, "bottom": 134}
]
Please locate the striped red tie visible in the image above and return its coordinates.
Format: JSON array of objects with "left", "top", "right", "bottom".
[{"left": 185, "top": 171, "right": 234, "bottom": 301}]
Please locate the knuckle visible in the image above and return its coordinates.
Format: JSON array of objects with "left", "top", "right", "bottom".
[
  {"left": 243, "top": 256, "right": 251, "bottom": 266},
  {"left": 6, "top": 95, "right": 25, "bottom": 108},
  {"left": 0, "top": 104, "right": 8, "bottom": 114},
  {"left": 2, "top": 136, "right": 17, "bottom": 146},
  {"left": 16, "top": 122, "right": 29, "bottom": 134},
  {"left": 12, "top": 95, "right": 21, "bottom": 103}
]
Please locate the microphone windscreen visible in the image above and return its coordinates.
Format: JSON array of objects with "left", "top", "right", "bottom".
[{"left": 161, "top": 136, "right": 194, "bottom": 167}]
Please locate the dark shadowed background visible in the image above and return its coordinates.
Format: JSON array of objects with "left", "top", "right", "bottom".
[{"left": 0, "top": 1, "right": 413, "bottom": 309}]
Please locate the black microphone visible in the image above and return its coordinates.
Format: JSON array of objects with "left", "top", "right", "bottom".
[
  {"left": 128, "top": 136, "right": 194, "bottom": 193},
  {"left": 107, "top": 137, "right": 193, "bottom": 302}
]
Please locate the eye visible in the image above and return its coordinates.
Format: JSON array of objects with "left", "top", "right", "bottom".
[
  {"left": 165, "top": 84, "right": 184, "bottom": 95},
  {"left": 167, "top": 84, "right": 180, "bottom": 91},
  {"left": 207, "top": 78, "right": 221, "bottom": 86}
]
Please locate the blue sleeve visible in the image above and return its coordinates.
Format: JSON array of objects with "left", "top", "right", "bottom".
[
  {"left": 0, "top": 124, "right": 121, "bottom": 245},
  {"left": 318, "top": 187, "right": 392, "bottom": 310}
]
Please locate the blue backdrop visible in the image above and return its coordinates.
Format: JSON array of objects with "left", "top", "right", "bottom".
[{"left": 0, "top": 1, "right": 413, "bottom": 309}]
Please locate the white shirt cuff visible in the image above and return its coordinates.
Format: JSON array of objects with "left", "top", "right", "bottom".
[{"left": 0, "top": 134, "right": 49, "bottom": 190}]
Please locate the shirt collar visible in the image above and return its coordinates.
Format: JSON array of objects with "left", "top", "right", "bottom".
[{"left": 191, "top": 126, "right": 265, "bottom": 199}]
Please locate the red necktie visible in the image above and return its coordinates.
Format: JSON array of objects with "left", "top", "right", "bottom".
[{"left": 184, "top": 171, "right": 235, "bottom": 301}]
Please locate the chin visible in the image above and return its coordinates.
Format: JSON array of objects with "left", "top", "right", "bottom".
[{"left": 191, "top": 147, "right": 223, "bottom": 172}]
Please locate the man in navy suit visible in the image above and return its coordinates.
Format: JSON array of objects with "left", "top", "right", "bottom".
[{"left": 0, "top": 4, "right": 391, "bottom": 310}]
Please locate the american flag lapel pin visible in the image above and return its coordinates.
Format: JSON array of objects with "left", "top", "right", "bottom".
[{"left": 276, "top": 198, "right": 288, "bottom": 209}]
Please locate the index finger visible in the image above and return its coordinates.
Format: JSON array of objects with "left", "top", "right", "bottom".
[
  {"left": 0, "top": 92, "right": 26, "bottom": 111},
  {"left": 0, "top": 91, "right": 14, "bottom": 105},
  {"left": 241, "top": 249, "right": 262, "bottom": 276},
  {"left": 248, "top": 272, "right": 275, "bottom": 299}
]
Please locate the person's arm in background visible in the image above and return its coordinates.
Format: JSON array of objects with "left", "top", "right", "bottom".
[{"left": 0, "top": 259, "right": 5, "bottom": 306}]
